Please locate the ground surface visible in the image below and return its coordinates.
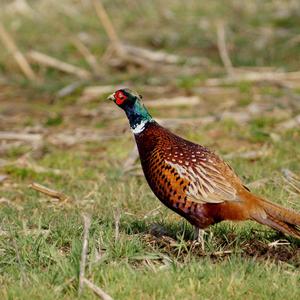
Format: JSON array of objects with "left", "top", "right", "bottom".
[{"left": 0, "top": 1, "right": 300, "bottom": 299}]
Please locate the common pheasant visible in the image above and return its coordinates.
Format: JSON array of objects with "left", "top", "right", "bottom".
[{"left": 108, "top": 88, "right": 300, "bottom": 247}]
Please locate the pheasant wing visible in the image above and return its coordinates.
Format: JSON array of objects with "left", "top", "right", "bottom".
[{"left": 166, "top": 159, "right": 239, "bottom": 204}]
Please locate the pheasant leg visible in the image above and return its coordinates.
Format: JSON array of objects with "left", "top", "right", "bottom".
[{"left": 194, "top": 226, "right": 205, "bottom": 251}]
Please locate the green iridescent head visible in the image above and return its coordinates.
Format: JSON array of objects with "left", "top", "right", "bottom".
[{"left": 108, "top": 88, "right": 153, "bottom": 133}]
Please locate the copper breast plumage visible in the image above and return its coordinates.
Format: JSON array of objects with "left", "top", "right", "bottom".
[{"left": 134, "top": 121, "right": 244, "bottom": 226}]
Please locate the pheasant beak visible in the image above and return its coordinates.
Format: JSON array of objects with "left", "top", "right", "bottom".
[{"left": 107, "top": 93, "right": 116, "bottom": 102}]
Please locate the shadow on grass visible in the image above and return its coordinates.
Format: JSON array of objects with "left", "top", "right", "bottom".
[{"left": 121, "top": 218, "right": 300, "bottom": 266}]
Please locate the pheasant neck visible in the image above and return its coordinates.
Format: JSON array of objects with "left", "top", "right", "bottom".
[{"left": 125, "top": 101, "right": 153, "bottom": 134}]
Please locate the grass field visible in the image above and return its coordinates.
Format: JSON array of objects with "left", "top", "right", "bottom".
[{"left": 0, "top": 1, "right": 300, "bottom": 299}]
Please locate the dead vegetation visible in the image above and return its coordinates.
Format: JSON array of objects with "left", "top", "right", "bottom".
[{"left": 0, "top": 1, "right": 300, "bottom": 299}]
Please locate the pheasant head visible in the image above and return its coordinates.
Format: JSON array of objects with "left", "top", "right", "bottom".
[{"left": 108, "top": 88, "right": 153, "bottom": 134}]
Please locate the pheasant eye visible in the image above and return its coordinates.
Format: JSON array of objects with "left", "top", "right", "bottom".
[{"left": 115, "top": 91, "right": 127, "bottom": 105}]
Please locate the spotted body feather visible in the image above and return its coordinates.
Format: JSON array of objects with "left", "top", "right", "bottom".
[{"left": 135, "top": 121, "right": 247, "bottom": 228}]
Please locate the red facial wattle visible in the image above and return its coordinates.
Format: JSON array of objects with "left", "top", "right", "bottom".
[{"left": 115, "top": 91, "right": 127, "bottom": 105}]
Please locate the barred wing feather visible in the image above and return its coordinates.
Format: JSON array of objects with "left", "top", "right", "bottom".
[{"left": 167, "top": 160, "right": 239, "bottom": 204}]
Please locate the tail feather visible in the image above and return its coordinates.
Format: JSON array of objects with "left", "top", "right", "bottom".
[{"left": 251, "top": 197, "right": 300, "bottom": 239}]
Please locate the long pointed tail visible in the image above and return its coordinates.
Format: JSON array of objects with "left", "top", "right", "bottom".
[{"left": 250, "top": 197, "right": 300, "bottom": 239}]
